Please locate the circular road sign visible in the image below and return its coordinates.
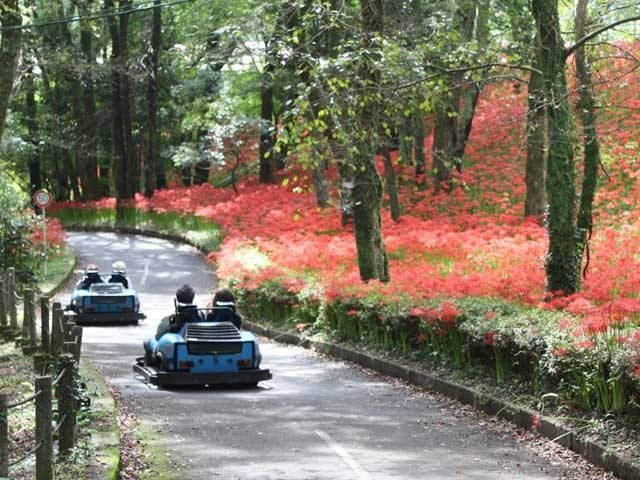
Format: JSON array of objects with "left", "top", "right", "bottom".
[{"left": 33, "top": 189, "right": 52, "bottom": 208}]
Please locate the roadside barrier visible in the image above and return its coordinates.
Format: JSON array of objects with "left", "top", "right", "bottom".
[{"left": 0, "top": 276, "right": 83, "bottom": 479}]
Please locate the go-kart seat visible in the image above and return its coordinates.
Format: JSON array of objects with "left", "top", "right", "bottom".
[
  {"left": 108, "top": 273, "right": 129, "bottom": 288},
  {"left": 205, "top": 307, "right": 241, "bottom": 329},
  {"left": 79, "top": 275, "right": 104, "bottom": 291}
]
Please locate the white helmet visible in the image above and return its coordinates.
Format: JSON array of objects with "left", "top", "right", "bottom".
[{"left": 112, "top": 261, "right": 126, "bottom": 274}]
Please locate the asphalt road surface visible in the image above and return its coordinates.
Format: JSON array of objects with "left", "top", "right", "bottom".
[{"left": 63, "top": 232, "right": 609, "bottom": 480}]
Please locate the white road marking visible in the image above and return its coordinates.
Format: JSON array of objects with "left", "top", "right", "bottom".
[
  {"left": 139, "top": 260, "right": 151, "bottom": 287},
  {"left": 315, "top": 429, "right": 371, "bottom": 480}
]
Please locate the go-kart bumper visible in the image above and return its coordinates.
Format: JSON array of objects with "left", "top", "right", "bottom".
[
  {"left": 72, "top": 311, "right": 146, "bottom": 324},
  {"left": 133, "top": 357, "right": 272, "bottom": 387}
]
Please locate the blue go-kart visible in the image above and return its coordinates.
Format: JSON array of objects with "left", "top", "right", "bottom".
[
  {"left": 133, "top": 304, "right": 272, "bottom": 388},
  {"left": 67, "top": 281, "right": 146, "bottom": 325}
]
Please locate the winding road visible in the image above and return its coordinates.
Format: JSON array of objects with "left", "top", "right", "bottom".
[{"left": 62, "top": 232, "right": 606, "bottom": 480}]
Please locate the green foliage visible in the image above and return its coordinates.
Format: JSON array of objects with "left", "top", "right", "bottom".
[{"left": 0, "top": 172, "right": 38, "bottom": 278}]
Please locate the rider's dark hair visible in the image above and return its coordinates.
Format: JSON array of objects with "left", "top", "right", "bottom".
[
  {"left": 176, "top": 284, "right": 195, "bottom": 304},
  {"left": 213, "top": 288, "right": 235, "bottom": 305}
]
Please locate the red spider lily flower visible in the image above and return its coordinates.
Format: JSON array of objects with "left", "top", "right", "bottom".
[
  {"left": 484, "top": 331, "right": 496, "bottom": 346},
  {"left": 531, "top": 415, "right": 541, "bottom": 431}
]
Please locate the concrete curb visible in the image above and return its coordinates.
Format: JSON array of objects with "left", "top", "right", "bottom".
[{"left": 244, "top": 319, "right": 640, "bottom": 480}]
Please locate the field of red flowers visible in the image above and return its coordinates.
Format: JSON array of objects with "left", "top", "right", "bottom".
[{"left": 53, "top": 43, "right": 640, "bottom": 412}]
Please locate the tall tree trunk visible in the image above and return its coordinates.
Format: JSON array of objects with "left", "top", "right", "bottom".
[
  {"left": 106, "top": 0, "right": 126, "bottom": 200},
  {"left": 58, "top": 2, "right": 90, "bottom": 200},
  {"left": 77, "top": 0, "right": 100, "bottom": 200},
  {"left": 0, "top": 0, "right": 21, "bottom": 142},
  {"left": 532, "top": 0, "right": 579, "bottom": 294},
  {"left": 524, "top": 41, "right": 546, "bottom": 218},
  {"left": 24, "top": 66, "right": 41, "bottom": 196},
  {"left": 575, "top": 0, "right": 600, "bottom": 276},
  {"left": 119, "top": 0, "right": 137, "bottom": 198},
  {"left": 352, "top": 0, "right": 389, "bottom": 282},
  {"left": 144, "top": 0, "right": 161, "bottom": 197}
]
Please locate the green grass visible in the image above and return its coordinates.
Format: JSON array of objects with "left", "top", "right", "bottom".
[
  {"left": 52, "top": 207, "right": 223, "bottom": 252},
  {"left": 38, "top": 245, "right": 77, "bottom": 295}
]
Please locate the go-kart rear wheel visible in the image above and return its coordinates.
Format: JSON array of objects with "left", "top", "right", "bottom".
[{"left": 144, "top": 350, "right": 153, "bottom": 367}]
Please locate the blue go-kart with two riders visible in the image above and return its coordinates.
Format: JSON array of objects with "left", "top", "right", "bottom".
[
  {"left": 67, "top": 262, "right": 146, "bottom": 325},
  {"left": 134, "top": 286, "right": 272, "bottom": 388}
]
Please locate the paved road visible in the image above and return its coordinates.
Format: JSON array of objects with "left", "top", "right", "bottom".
[{"left": 63, "top": 232, "right": 604, "bottom": 480}]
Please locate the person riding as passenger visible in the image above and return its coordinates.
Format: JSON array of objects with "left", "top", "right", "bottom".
[
  {"left": 205, "top": 288, "right": 242, "bottom": 329},
  {"left": 108, "top": 261, "right": 130, "bottom": 289},
  {"left": 77, "top": 264, "right": 104, "bottom": 290}
]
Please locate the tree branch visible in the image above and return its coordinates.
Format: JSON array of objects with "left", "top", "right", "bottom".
[{"left": 565, "top": 14, "right": 640, "bottom": 58}]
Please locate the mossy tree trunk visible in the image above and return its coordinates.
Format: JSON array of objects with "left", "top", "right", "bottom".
[
  {"left": 574, "top": 0, "right": 600, "bottom": 277},
  {"left": 532, "top": 0, "right": 579, "bottom": 294},
  {"left": 350, "top": 0, "right": 389, "bottom": 282}
]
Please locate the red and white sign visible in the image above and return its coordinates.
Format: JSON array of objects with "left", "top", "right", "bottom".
[{"left": 33, "top": 189, "right": 52, "bottom": 208}]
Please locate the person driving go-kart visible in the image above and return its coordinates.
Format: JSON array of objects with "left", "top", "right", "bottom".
[
  {"left": 108, "top": 261, "right": 130, "bottom": 288},
  {"left": 143, "top": 284, "right": 202, "bottom": 356},
  {"left": 77, "top": 264, "right": 104, "bottom": 290}
]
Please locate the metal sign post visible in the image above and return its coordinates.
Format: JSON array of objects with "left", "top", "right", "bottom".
[{"left": 33, "top": 190, "right": 52, "bottom": 277}]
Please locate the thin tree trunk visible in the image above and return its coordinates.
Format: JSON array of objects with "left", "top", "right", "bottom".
[
  {"left": 77, "top": 0, "right": 100, "bottom": 200},
  {"left": 575, "top": 0, "right": 600, "bottom": 275},
  {"left": 58, "top": 2, "right": 89, "bottom": 200},
  {"left": 312, "top": 139, "right": 329, "bottom": 208},
  {"left": 25, "top": 66, "right": 41, "bottom": 196},
  {"left": 382, "top": 147, "right": 400, "bottom": 221},
  {"left": 0, "top": 0, "right": 21, "bottom": 142},
  {"left": 119, "top": 0, "right": 137, "bottom": 198},
  {"left": 106, "top": 0, "right": 126, "bottom": 200},
  {"left": 532, "top": 0, "right": 579, "bottom": 294},
  {"left": 413, "top": 114, "right": 426, "bottom": 183},
  {"left": 524, "top": 41, "right": 546, "bottom": 218},
  {"left": 432, "top": 106, "right": 457, "bottom": 191},
  {"left": 144, "top": 0, "right": 161, "bottom": 198},
  {"left": 259, "top": 45, "right": 276, "bottom": 184}
]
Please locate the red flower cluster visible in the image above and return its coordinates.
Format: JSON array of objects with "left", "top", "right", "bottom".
[{"left": 31, "top": 217, "right": 66, "bottom": 247}]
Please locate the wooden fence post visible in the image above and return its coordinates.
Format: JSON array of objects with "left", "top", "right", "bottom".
[
  {"left": 0, "top": 273, "right": 6, "bottom": 328},
  {"left": 40, "top": 297, "right": 50, "bottom": 353},
  {"left": 50, "top": 303, "right": 63, "bottom": 356},
  {"left": 8, "top": 268, "right": 17, "bottom": 329},
  {"left": 0, "top": 393, "right": 8, "bottom": 477},
  {"left": 71, "top": 326, "right": 83, "bottom": 363},
  {"left": 33, "top": 354, "right": 48, "bottom": 376},
  {"left": 35, "top": 376, "right": 53, "bottom": 480},
  {"left": 24, "top": 289, "right": 37, "bottom": 345},
  {"left": 57, "top": 355, "right": 77, "bottom": 456}
]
